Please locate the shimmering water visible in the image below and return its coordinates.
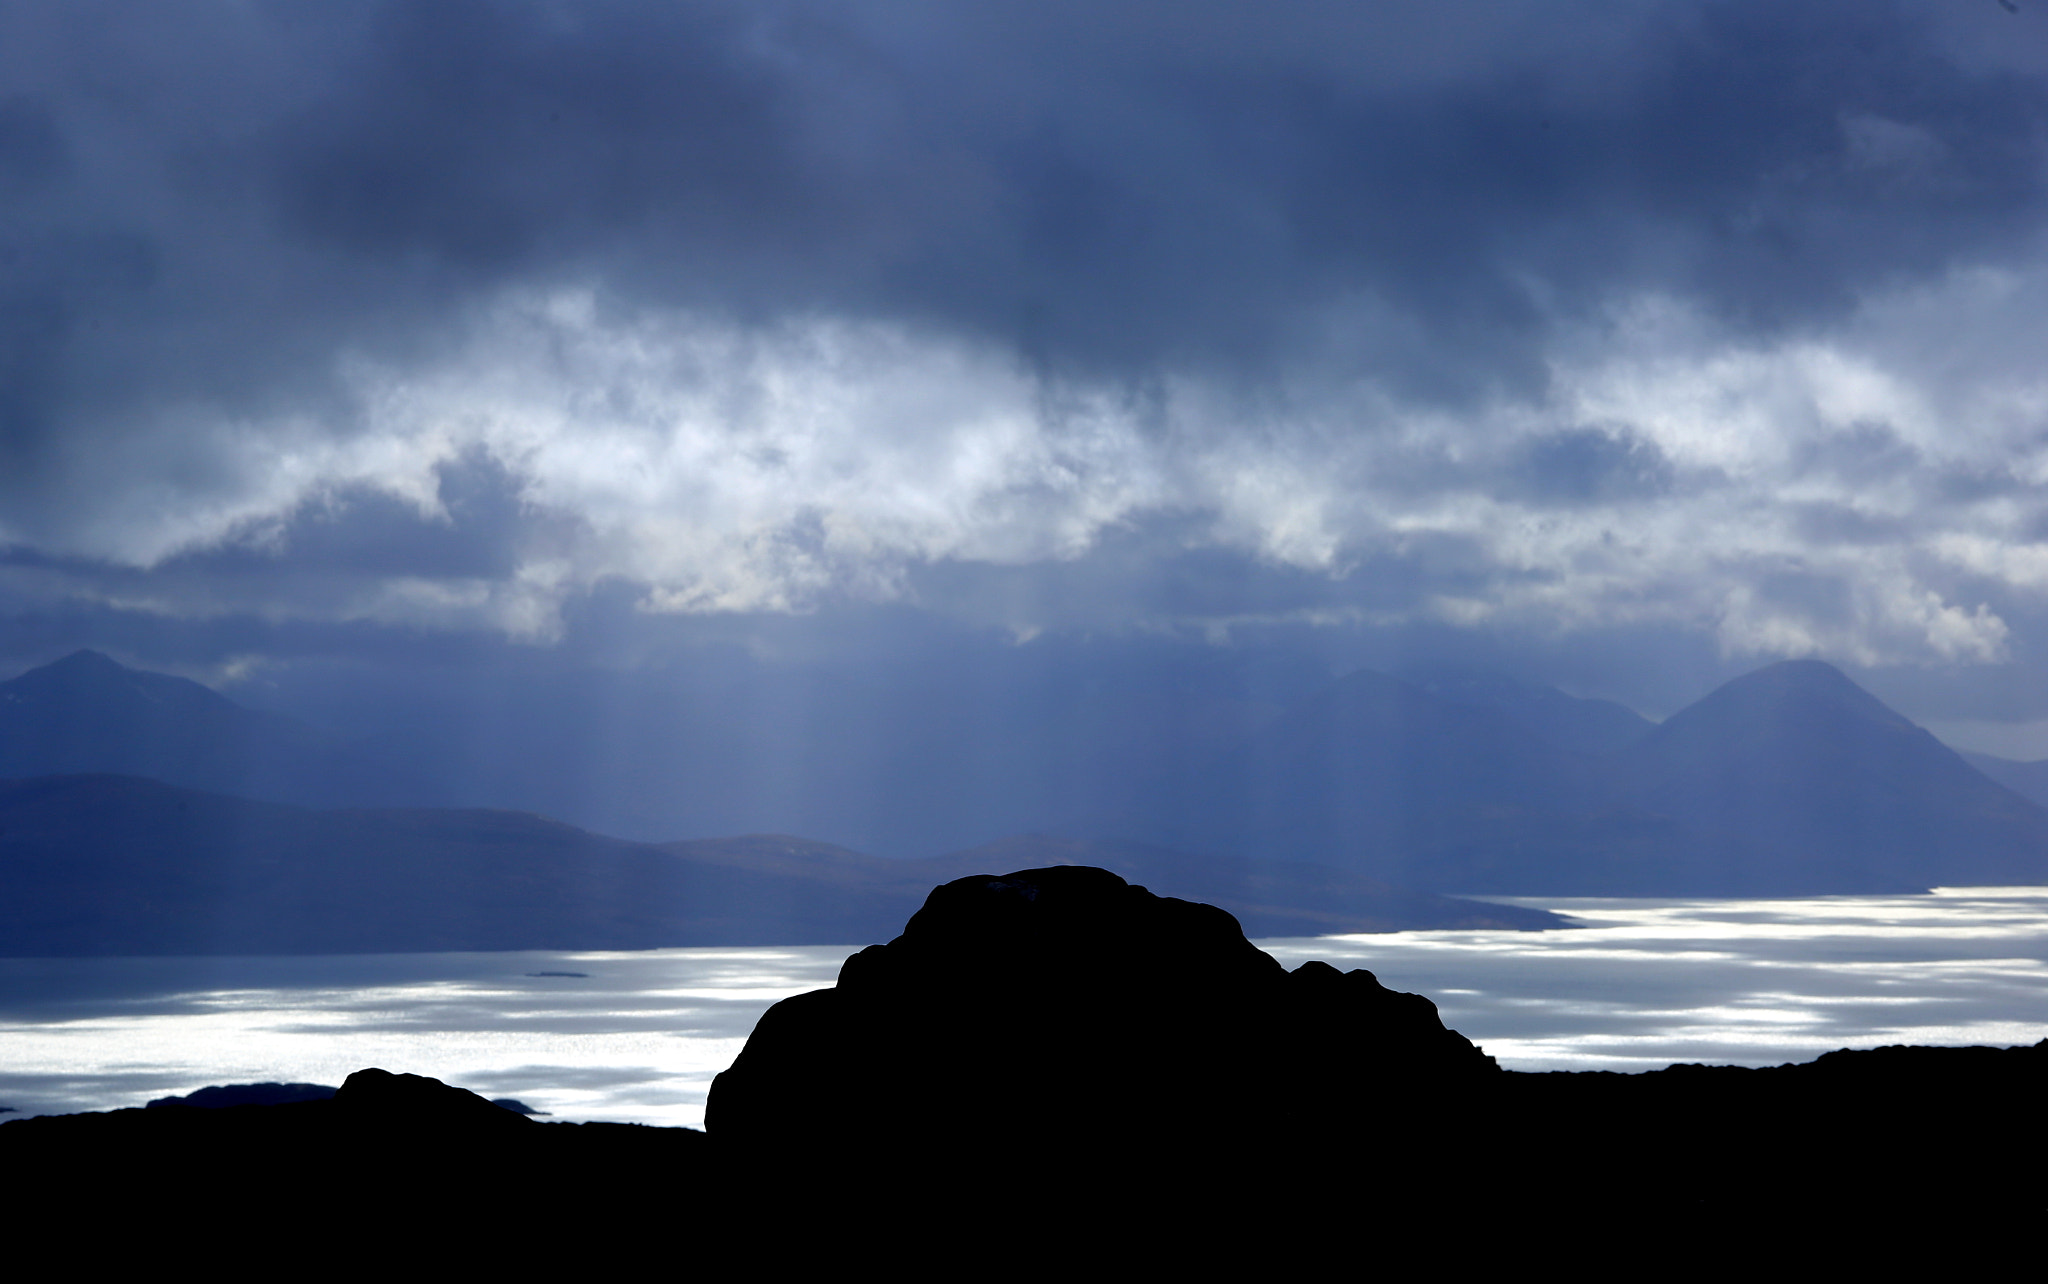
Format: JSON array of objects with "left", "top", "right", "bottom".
[{"left": 2, "top": 887, "right": 2043, "bottom": 1128}]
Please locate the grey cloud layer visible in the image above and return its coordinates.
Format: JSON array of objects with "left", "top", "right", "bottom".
[{"left": 3, "top": 0, "right": 2048, "bottom": 664}]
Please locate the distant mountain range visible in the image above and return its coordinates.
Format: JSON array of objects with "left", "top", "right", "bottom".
[
  {"left": 0, "top": 650, "right": 420, "bottom": 808},
  {"left": 2, "top": 648, "right": 2045, "bottom": 955},
  {"left": 0, "top": 775, "right": 1559, "bottom": 955},
  {"left": 1406, "top": 669, "right": 1655, "bottom": 755},
  {"left": 1097, "top": 657, "right": 2048, "bottom": 894}
]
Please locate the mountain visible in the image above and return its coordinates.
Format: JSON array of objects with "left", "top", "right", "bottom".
[
  {"left": 0, "top": 775, "right": 1560, "bottom": 955},
  {"left": 1406, "top": 670, "right": 1656, "bottom": 754},
  {"left": 1113, "top": 667, "right": 1583, "bottom": 869},
  {"left": 9, "top": 649, "right": 2043, "bottom": 903},
  {"left": 1960, "top": 750, "right": 2048, "bottom": 811},
  {"left": 1082, "top": 665, "right": 1679, "bottom": 890},
  {"left": 0, "top": 651, "right": 418, "bottom": 808},
  {"left": 0, "top": 648, "right": 1311, "bottom": 853},
  {"left": 0, "top": 775, "right": 914, "bottom": 954},
  {"left": 1601, "top": 660, "right": 2048, "bottom": 892},
  {"left": 1397, "top": 659, "right": 2048, "bottom": 894},
  {"left": 1086, "top": 660, "right": 2048, "bottom": 895}
]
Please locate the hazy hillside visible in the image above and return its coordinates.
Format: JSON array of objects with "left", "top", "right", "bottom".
[
  {"left": 1406, "top": 671, "right": 1656, "bottom": 755},
  {"left": 0, "top": 775, "right": 1559, "bottom": 955},
  {"left": 5, "top": 651, "right": 2043, "bottom": 903},
  {"left": 1093, "top": 661, "right": 2048, "bottom": 894},
  {"left": 0, "top": 651, "right": 420, "bottom": 809},
  {"left": 1597, "top": 661, "right": 2048, "bottom": 892},
  {"left": 1106, "top": 667, "right": 1588, "bottom": 875},
  {"left": 0, "top": 775, "right": 919, "bottom": 954},
  {"left": 3, "top": 647, "right": 1319, "bottom": 853},
  {"left": 1961, "top": 751, "right": 2048, "bottom": 811}
]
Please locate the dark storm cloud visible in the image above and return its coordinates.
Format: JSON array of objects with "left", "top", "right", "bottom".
[
  {"left": 2, "top": 0, "right": 2048, "bottom": 734},
  {"left": 177, "top": 451, "right": 552, "bottom": 582},
  {"left": 227, "top": 0, "right": 2048, "bottom": 377},
  {"left": 261, "top": 2, "right": 819, "bottom": 274},
  {"left": 4, "top": 0, "right": 2041, "bottom": 450}
]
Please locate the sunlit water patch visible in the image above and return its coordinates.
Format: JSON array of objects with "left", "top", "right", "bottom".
[
  {"left": 0, "top": 947, "right": 850, "bottom": 1129},
  {"left": 2, "top": 888, "right": 2043, "bottom": 1128},
  {"left": 1259, "top": 886, "right": 2048, "bottom": 1071}
]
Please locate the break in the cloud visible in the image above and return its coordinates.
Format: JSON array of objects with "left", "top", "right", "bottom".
[{"left": 4, "top": 0, "right": 2048, "bottom": 668}]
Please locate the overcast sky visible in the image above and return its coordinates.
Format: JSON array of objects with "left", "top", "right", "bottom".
[{"left": 6, "top": 1, "right": 2048, "bottom": 746}]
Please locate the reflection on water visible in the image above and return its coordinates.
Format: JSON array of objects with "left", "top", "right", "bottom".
[
  {"left": 1263, "top": 886, "right": 2048, "bottom": 1073},
  {"left": 0, "top": 947, "right": 851, "bottom": 1129},
  {"left": 1, "top": 888, "right": 2043, "bottom": 1128}
]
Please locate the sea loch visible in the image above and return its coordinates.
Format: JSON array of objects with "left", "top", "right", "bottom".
[{"left": 2, "top": 886, "right": 2043, "bottom": 1127}]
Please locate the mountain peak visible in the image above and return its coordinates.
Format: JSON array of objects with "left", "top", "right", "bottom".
[
  {"left": 4, "top": 648, "right": 231, "bottom": 709},
  {"left": 40, "top": 649, "right": 126, "bottom": 675},
  {"left": 1743, "top": 657, "right": 1855, "bottom": 685},
  {"left": 0, "top": 648, "right": 400, "bottom": 807},
  {"left": 1691, "top": 658, "right": 1913, "bottom": 732}
]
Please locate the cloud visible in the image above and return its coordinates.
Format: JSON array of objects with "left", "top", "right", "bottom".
[{"left": 0, "top": 0, "right": 2045, "bottom": 672}]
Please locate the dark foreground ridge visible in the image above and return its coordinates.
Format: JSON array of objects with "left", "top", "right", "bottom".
[
  {"left": 5, "top": 867, "right": 2043, "bottom": 1263},
  {"left": 3, "top": 1068, "right": 707, "bottom": 1269}
]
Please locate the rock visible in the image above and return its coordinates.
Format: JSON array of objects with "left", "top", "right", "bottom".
[
  {"left": 706, "top": 865, "right": 1495, "bottom": 1166},
  {"left": 147, "top": 1082, "right": 337, "bottom": 1109},
  {"left": 329, "top": 1067, "right": 534, "bottom": 1128}
]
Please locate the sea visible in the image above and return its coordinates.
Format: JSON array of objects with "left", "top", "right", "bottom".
[{"left": 2, "top": 886, "right": 2044, "bottom": 1129}]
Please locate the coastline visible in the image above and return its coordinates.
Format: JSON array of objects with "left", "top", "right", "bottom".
[{"left": 3, "top": 885, "right": 2045, "bottom": 1123}]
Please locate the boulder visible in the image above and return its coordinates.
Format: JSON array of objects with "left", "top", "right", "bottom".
[{"left": 706, "top": 865, "right": 1495, "bottom": 1167}]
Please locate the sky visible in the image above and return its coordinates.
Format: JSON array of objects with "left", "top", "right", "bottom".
[{"left": 6, "top": 1, "right": 2048, "bottom": 755}]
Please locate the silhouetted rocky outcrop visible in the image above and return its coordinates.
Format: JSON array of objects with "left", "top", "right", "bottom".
[{"left": 708, "top": 865, "right": 1497, "bottom": 1175}]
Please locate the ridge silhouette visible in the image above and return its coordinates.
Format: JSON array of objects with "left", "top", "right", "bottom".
[{"left": 3, "top": 868, "right": 2042, "bottom": 1264}]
